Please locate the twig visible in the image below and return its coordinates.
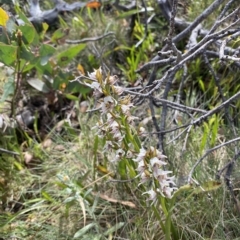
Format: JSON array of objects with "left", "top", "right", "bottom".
[
  {"left": 0, "top": 148, "right": 19, "bottom": 155},
  {"left": 173, "top": 63, "right": 187, "bottom": 124},
  {"left": 186, "top": 24, "right": 202, "bottom": 51},
  {"left": 149, "top": 96, "right": 162, "bottom": 149},
  {"left": 172, "top": 0, "right": 225, "bottom": 43},
  {"left": 166, "top": 126, "right": 190, "bottom": 145},
  {"left": 192, "top": 91, "right": 240, "bottom": 126},
  {"left": 219, "top": 31, "right": 240, "bottom": 62},
  {"left": 152, "top": 97, "right": 207, "bottom": 114},
  {"left": 188, "top": 137, "right": 240, "bottom": 183},
  {"left": 139, "top": 0, "right": 239, "bottom": 75},
  {"left": 217, "top": 149, "right": 240, "bottom": 214},
  {"left": 136, "top": 56, "right": 176, "bottom": 72},
  {"left": 65, "top": 32, "right": 115, "bottom": 44},
  {"left": 182, "top": 125, "right": 192, "bottom": 152},
  {"left": 203, "top": 51, "right": 238, "bottom": 154}
]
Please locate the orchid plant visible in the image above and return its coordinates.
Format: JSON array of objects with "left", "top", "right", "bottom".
[{"left": 82, "top": 68, "right": 178, "bottom": 238}]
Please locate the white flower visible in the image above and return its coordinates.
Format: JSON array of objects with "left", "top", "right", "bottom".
[
  {"left": 126, "top": 150, "right": 133, "bottom": 158},
  {"left": 106, "top": 113, "right": 115, "bottom": 125},
  {"left": 92, "top": 119, "right": 107, "bottom": 138},
  {"left": 107, "top": 75, "right": 118, "bottom": 85},
  {"left": 121, "top": 103, "right": 134, "bottom": 115},
  {"left": 84, "top": 81, "right": 103, "bottom": 98},
  {"left": 88, "top": 67, "right": 102, "bottom": 80},
  {"left": 138, "top": 171, "right": 150, "bottom": 185},
  {"left": 153, "top": 169, "right": 172, "bottom": 180},
  {"left": 109, "top": 121, "right": 120, "bottom": 134},
  {"left": 159, "top": 176, "right": 176, "bottom": 187},
  {"left": 136, "top": 160, "right": 146, "bottom": 174},
  {"left": 126, "top": 115, "right": 138, "bottom": 123},
  {"left": 112, "top": 149, "right": 125, "bottom": 162},
  {"left": 156, "top": 150, "right": 167, "bottom": 160},
  {"left": 165, "top": 175, "right": 176, "bottom": 185},
  {"left": 134, "top": 148, "right": 146, "bottom": 162},
  {"left": 86, "top": 81, "right": 100, "bottom": 90},
  {"left": 113, "top": 86, "right": 124, "bottom": 95},
  {"left": 162, "top": 185, "right": 177, "bottom": 198},
  {"left": 112, "top": 131, "right": 124, "bottom": 142},
  {"left": 150, "top": 157, "right": 167, "bottom": 168},
  {"left": 138, "top": 127, "right": 146, "bottom": 136},
  {"left": 103, "top": 141, "right": 115, "bottom": 151},
  {"left": 100, "top": 96, "right": 116, "bottom": 114},
  {"left": 149, "top": 146, "right": 155, "bottom": 153},
  {"left": 143, "top": 189, "right": 157, "bottom": 202},
  {"left": 152, "top": 169, "right": 176, "bottom": 198}
]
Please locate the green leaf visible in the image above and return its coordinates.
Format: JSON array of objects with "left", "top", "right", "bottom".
[
  {"left": 118, "top": 159, "right": 127, "bottom": 179},
  {"left": 57, "top": 44, "right": 86, "bottom": 67},
  {"left": 22, "top": 58, "right": 39, "bottom": 72},
  {"left": 211, "top": 115, "right": 219, "bottom": 146},
  {"left": 14, "top": 160, "right": 23, "bottom": 170},
  {"left": 103, "top": 222, "right": 125, "bottom": 236},
  {"left": 93, "top": 136, "right": 98, "bottom": 154},
  {"left": 133, "top": 134, "right": 141, "bottom": 150},
  {"left": 198, "top": 78, "right": 205, "bottom": 92},
  {"left": 192, "top": 181, "right": 221, "bottom": 194},
  {"left": 51, "top": 28, "right": 69, "bottom": 43},
  {"left": 39, "top": 44, "right": 56, "bottom": 66},
  {"left": 42, "top": 22, "right": 49, "bottom": 32},
  {"left": 66, "top": 82, "right": 92, "bottom": 95},
  {"left": 0, "top": 27, "right": 11, "bottom": 44},
  {"left": 6, "top": 18, "right": 17, "bottom": 34},
  {"left": 19, "top": 45, "right": 35, "bottom": 61},
  {"left": 0, "top": 43, "right": 17, "bottom": 66},
  {"left": 18, "top": 23, "right": 36, "bottom": 45},
  {"left": 40, "top": 56, "right": 51, "bottom": 66},
  {"left": 173, "top": 184, "right": 193, "bottom": 198},
  {"left": 27, "top": 78, "right": 50, "bottom": 93},
  {"left": 35, "top": 61, "right": 53, "bottom": 75},
  {"left": 0, "top": 76, "right": 15, "bottom": 102},
  {"left": 15, "top": 7, "right": 32, "bottom": 25},
  {"left": 73, "top": 223, "right": 97, "bottom": 238},
  {"left": 63, "top": 196, "right": 76, "bottom": 203},
  {"left": 209, "top": 115, "right": 216, "bottom": 126},
  {"left": 41, "top": 191, "right": 55, "bottom": 203},
  {"left": 52, "top": 73, "right": 65, "bottom": 90},
  {"left": 79, "top": 235, "right": 101, "bottom": 240},
  {"left": 200, "top": 122, "right": 209, "bottom": 152},
  {"left": 64, "top": 93, "right": 79, "bottom": 101}
]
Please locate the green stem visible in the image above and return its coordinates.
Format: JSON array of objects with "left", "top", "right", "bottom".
[
  {"left": 152, "top": 204, "right": 166, "bottom": 234},
  {"left": 123, "top": 116, "right": 140, "bottom": 152},
  {"left": 11, "top": 33, "right": 22, "bottom": 117}
]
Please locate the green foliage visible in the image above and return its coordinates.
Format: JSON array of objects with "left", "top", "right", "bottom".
[
  {"left": 0, "top": 76, "right": 14, "bottom": 101},
  {"left": 0, "top": 10, "right": 89, "bottom": 107},
  {"left": 56, "top": 44, "right": 86, "bottom": 67},
  {"left": 0, "top": 1, "right": 240, "bottom": 240},
  {"left": 199, "top": 114, "right": 220, "bottom": 153},
  {"left": 117, "top": 20, "right": 155, "bottom": 83}
]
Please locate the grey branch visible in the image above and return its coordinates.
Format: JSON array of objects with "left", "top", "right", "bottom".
[
  {"left": 65, "top": 32, "right": 116, "bottom": 44},
  {"left": 188, "top": 137, "right": 240, "bottom": 183}
]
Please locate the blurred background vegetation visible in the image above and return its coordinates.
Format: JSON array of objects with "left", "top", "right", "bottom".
[{"left": 0, "top": 0, "right": 240, "bottom": 239}]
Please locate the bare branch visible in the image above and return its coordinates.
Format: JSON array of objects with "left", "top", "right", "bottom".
[
  {"left": 172, "top": 0, "right": 225, "bottom": 43},
  {"left": 65, "top": 32, "right": 115, "bottom": 44},
  {"left": 188, "top": 137, "right": 240, "bottom": 183}
]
